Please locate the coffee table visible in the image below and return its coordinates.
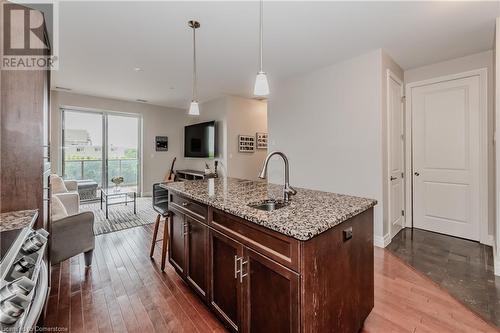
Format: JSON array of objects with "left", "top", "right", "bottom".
[{"left": 100, "top": 187, "right": 137, "bottom": 219}]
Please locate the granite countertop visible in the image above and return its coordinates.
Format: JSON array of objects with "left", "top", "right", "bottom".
[
  {"left": 0, "top": 210, "right": 38, "bottom": 232},
  {"left": 163, "top": 178, "right": 377, "bottom": 241}
]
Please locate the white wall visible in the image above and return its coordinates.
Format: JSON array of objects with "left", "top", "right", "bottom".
[
  {"left": 183, "top": 97, "right": 229, "bottom": 177},
  {"left": 183, "top": 96, "right": 268, "bottom": 180},
  {"left": 405, "top": 50, "right": 495, "bottom": 241},
  {"left": 51, "top": 91, "right": 268, "bottom": 196},
  {"left": 227, "top": 96, "right": 268, "bottom": 180},
  {"left": 50, "top": 91, "right": 186, "bottom": 195},
  {"left": 268, "top": 49, "right": 385, "bottom": 242}
]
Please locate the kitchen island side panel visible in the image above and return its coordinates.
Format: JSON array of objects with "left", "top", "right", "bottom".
[{"left": 300, "top": 208, "right": 374, "bottom": 333}]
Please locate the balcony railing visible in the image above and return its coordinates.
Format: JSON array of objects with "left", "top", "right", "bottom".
[{"left": 63, "top": 158, "right": 138, "bottom": 187}]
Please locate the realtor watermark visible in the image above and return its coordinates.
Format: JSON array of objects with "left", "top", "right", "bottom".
[{"left": 2, "top": 1, "right": 59, "bottom": 70}]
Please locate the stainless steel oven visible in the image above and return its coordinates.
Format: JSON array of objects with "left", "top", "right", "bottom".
[{"left": 0, "top": 226, "right": 49, "bottom": 333}]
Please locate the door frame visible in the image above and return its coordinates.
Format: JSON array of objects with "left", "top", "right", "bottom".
[
  {"left": 386, "top": 69, "right": 406, "bottom": 240},
  {"left": 404, "top": 68, "right": 489, "bottom": 245},
  {"left": 60, "top": 105, "right": 143, "bottom": 195}
]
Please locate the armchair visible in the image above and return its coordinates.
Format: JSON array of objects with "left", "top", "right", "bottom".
[
  {"left": 50, "top": 175, "right": 95, "bottom": 266},
  {"left": 51, "top": 211, "right": 95, "bottom": 266}
]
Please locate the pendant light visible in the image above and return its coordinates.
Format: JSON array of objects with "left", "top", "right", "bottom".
[
  {"left": 253, "top": 0, "right": 269, "bottom": 97},
  {"left": 188, "top": 20, "right": 200, "bottom": 115}
]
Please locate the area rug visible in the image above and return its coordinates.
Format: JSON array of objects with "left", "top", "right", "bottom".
[{"left": 80, "top": 197, "right": 156, "bottom": 235}]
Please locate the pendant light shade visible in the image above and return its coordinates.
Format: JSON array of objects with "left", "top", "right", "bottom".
[
  {"left": 188, "top": 101, "right": 200, "bottom": 116},
  {"left": 254, "top": 0, "right": 269, "bottom": 97},
  {"left": 253, "top": 71, "right": 269, "bottom": 96},
  {"left": 188, "top": 20, "right": 200, "bottom": 115}
]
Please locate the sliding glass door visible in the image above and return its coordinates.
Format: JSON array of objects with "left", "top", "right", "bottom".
[
  {"left": 62, "top": 108, "right": 141, "bottom": 193},
  {"left": 106, "top": 114, "right": 140, "bottom": 188},
  {"left": 62, "top": 111, "right": 104, "bottom": 186}
]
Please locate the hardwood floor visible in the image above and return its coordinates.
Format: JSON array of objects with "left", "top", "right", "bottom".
[{"left": 44, "top": 224, "right": 498, "bottom": 333}]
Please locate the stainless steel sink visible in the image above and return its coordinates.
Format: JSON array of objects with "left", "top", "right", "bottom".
[{"left": 248, "top": 199, "right": 288, "bottom": 212}]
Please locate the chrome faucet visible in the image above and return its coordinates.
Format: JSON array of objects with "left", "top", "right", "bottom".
[{"left": 258, "top": 151, "right": 297, "bottom": 203}]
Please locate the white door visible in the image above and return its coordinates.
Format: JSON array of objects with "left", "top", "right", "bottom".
[
  {"left": 387, "top": 73, "right": 405, "bottom": 238},
  {"left": 412, "top": 75, "right": 480, "bottom": 241}
]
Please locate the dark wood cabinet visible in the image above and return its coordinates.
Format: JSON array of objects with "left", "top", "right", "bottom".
[
  {"left": 209, "top": 229, "right": 243, "bottom": 332},
  {"left": 242, "top": 248, "right": 299, "bottom": 333},
  {"left": 168, "top": 192, "right": 374, "bottom": 333},
  {"left": 168, "top": 207, "right": 186, "bottom": 273},
  {"left": 186, "top": 215, "right": 208, "bottom": 299},
  {"left": 1, "top": 52, "right": 50, "bottom": 231}
]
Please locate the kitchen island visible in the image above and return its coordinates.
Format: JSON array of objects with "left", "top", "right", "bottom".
[{"left": 161, "top": 178, "right": 376, "bottom": 333}]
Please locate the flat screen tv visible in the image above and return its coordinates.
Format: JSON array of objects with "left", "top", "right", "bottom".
[{"left": 184, "top": 121, "right": 217, "bottom": 158}]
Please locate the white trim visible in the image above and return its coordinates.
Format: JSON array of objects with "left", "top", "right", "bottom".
[
  {"left": 386, "top": 69, "right": 405, "bottom": 243},
  {"left": 495, "top": 17, "right": 500, "bottom": 276},
  {"left": 405, "top": 68, "right": 489, "bottom": 245},
  {"left": 494, "top": 246, "right": 500, "bottom": 275},
  {"left": 374, "top": 233, "right": 392, "bottom": 248}
]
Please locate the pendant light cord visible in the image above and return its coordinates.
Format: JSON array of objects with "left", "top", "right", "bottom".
[
  {"left": 192, "top": 24, "right": 197, "bottom": 101},
  {"left": 259, "top": 0, "right": 263, "bottom": 72}
]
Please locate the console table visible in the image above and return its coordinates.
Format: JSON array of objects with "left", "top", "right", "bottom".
[{"left": 176, "top": 169, "right": 216, "bottom": 181}]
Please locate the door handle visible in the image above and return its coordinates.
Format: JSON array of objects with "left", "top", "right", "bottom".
[
  {"left": 414, "top": 172, "right": 420, "bottom": 176},
  {"left": 239, "top": 258, "right": 248, "bottom": 283},
  {"left": 390, "top": 176, "right": 397, "bottom": 181},
  {"left": 234, "top": 256, "right": 241, "bottom": 279}
]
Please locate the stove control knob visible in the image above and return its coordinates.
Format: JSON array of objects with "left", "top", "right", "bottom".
[
  {"left": 22, "top": 230, "right": 48, "bottom": 254},
  {"left": 36, "top": 228, "right": 49, "bottom": 238},
  {"left": 14, "top": 257, "right": 35, "bottom": 273},
  {"left": 0, "top": 294, "right": 29, "bottom": 325},
  {"left": 0, "top": 277, "right": 35, "bottom": 299}
]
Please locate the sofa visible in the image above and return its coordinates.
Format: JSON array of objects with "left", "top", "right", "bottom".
[{"left": 50, "top": 175, "right": 95, "bottom": 266}]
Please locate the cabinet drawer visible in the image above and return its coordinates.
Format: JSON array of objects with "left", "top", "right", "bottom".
[
  {"left": 210, "top": 209, "right": 300, "bottom": 272},
  {"left": 170, "top": 193, "right": 207, "bottom": 222}
]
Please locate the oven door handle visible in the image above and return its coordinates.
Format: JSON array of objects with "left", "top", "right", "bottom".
[{"left": 20, "top": 260, "right": 48, "bottom": 331}]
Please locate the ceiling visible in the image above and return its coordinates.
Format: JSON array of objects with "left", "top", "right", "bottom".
[{"left": 52, "top": 1, "right": 500, "bottom": 109}]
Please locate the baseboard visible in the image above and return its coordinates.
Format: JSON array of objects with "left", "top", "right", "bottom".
[
  {"left": 481, "top": 234, "right": 494, "bottom": 247},
  {"left": 494, "top": 256, "right": 500, "bottom": 277},
  {"left": 374, "top": 233, "right": 391, "bottom": 248}
]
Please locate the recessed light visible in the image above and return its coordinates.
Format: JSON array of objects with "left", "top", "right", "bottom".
[
  {"left": 133, "top": 67, "right": 143, "bottom": 72},
  {"left": 55, "top": 86, "right": 72, "bottom": 91},
  {"left": 136, "top": 99, "right": 148, "bottom": 103}
]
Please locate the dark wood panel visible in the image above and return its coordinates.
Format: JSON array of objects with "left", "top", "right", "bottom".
[
  {"left": 211, "top": 208, "right": 300, "bottom": 272},
  {"left": 1, "top": 64, "right": 48, "bottom": 228},
  {"left": 243, "top": 247, "right": 299, "bottom": 333},
  {"left": 170, "top": 193, "right": 207, "bottom": 222},
  {"left": 209, "top": 228, "right": 243, "bottom": 332},
  {"left": 301, "top": 208, "right": 374, "bottom": 333},
  {"left": 186, "top": 215, "right": 208, "bottom": 299},
  {"left": 168, "top": 207, "right": 185, "bottom": 274}
]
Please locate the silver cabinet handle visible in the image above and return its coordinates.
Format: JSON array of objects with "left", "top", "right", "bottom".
[
  {"left": 234, "top": 255, "right": 241, "bottom": 279},
  {"left": 239, "top": 258, "right": 248, "bottom": 283},
  {"left": 183, "top": 222, "right": 189, "bottom": 236},
  {"left": 182, "top": 202, "right": 189, "bottom": 207},
  {"left": 414, "top": 172, "right": 420, "bottom": 176},
  {"left": 390, "top": 176, "right": 397, "bottom": 181}
]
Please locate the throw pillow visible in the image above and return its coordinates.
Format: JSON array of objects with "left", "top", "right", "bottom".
[
  {"left": 50, "top": 174, "right": 68, "bottom": 194},
  {"left": 51, "top": 196, "right": 68, "bottom": 221}
]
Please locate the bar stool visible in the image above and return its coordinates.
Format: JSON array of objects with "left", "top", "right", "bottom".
[{"left": 150, "top": 183, "right": 170, "bottom": 271}]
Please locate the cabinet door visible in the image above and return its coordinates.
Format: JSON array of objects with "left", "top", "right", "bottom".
[
  {"left": 186, "top": 216, "right": 208, "bottom": 299},
  {"left": 168, "top": 208, "right": 186, "bottom": 274},
  {"left": 242, "top": 248, "right": 299, "bottom": 333},
  {"left": 209, "top": 229, "right": 243, "bottom": 332}
]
